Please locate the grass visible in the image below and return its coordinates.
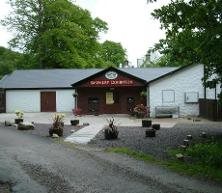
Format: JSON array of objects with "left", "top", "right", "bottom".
[
  {"left": 106, "top": 138, "right": 222, "bottom": 182},
  {"left": 167, "top": 137, "right": 222, "bottom": 182},
  {"left": 106, "top": 147, "right": 158, "bottom": 163},
  {"left": 165, "top": 160, "right": 222, "bottom": 181}
]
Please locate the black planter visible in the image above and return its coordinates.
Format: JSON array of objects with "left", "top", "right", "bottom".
[
  {"left": 152, "top": 124, "right": 160, "bottom": 130},
  {"left": 142, "top": 120, "right": 152, "bottom": 127},
  {"left": 145, "top": 129, "right": 156, "bottom": 137},
  {"left": 49, "top": 128, "right": 63, "bottom": 137},
  {"left": 70, "top": 119, "right": 79, "bottom": 126},
  {"left": 15, "top": 118, "right": 23, "bottom": 124},
  {"left": 104, "top": 128, "right": 119, "bottom": 140}
]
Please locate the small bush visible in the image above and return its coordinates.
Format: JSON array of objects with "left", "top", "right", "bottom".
[
  {"left": 104, "top": 118, "right": 119, "bottom": 140},
  {"left": 49, "top": 114, "right": 65, "bottom": 137},
  {"left": 185, "top": 140, "right": 222, "bottom": 169},
  {"left": 15, "top": 110, "right": 24, "bottom": 119},
  {"left": 168, "top": 137, "right": 222, "bottom": 181},
  {"left": 133, "top": 104, "right": 148, "bottom": 118}
]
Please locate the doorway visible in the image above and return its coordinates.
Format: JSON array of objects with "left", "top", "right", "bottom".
[
  {"left": 88, "top": 97, "right": 99, "bottom": 114},
  {"left": 41, "top": 91, "right": 56, "bottom": 112},
  {"left": 127, "top": 97, "right": 135, "bottom": 114}
]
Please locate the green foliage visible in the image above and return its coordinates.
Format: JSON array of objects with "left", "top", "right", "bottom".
[
  {"left": 168, "top": 137, "right": 222, "bottom": 181},
  {"left": 100, "top": 41, "right": 126, "bottom": 67},
  {"left": 151, "top": 0, "right": 222, "bottom": 99},
  {"left": 15, "top": 110, "right": 24, "bottom": 119},
  {"left": 185, "top": 139, "right": 222, "bottom": 169},
  {"left": 142, "top": 54, "right": 181, "bottom": 67},
  {"left": 1, "top": 0, "right": 126, "bottom": 69},
  {"left": 107, "top": 139, "right": 222, "bottom": 182},
  {"left": 133, "top": 104, "right": 148, "bottom": 118},
  {"left": 107, "top": 147, "right": 157, "bottom": 162},
  {"left": 166, "top": 160, "right": 222, "bottom": 182},
  {"left": 0, "top": 46, "right": 22, "bottom": 78}
]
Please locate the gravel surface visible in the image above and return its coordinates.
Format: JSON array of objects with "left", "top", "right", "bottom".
[
  {"left": 1, "top": 121, "right": 222, "bottom": 193},
  {"left": 0, "top": 122, "right": 83, "bottom": 138},
  {"left": 89, "top": 122, "right": 222, "bottom": 159},
  {"left": 0, "top": 126, "right": 181, "bottom": 193}
]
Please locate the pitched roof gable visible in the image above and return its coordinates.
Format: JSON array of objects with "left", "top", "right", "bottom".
[{"left": 71, "top": 66, "right": 147, "bottom": 87}]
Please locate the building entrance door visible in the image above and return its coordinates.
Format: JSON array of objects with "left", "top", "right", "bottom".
[
  {"left": 41, "top": 91, "right": 56, "bottom": 112},
  {"left": 127, "top": 97, "right": 135, "bottom": 114},
  {"left": 88, "top": 97, "right": 99, "bottom": 114}
]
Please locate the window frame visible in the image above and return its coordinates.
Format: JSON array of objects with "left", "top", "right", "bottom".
[{"left": 162, "top": 89, "right": 175, "bottom": 103}]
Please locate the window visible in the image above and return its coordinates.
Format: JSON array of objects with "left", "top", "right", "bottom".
[
  {"left": 162, "top": 90, "right": 175, "bottom": 103},
  {"left": 106, "top": 92, "right": 114, "bottom": 104},
  {"left": 185, "top": 92, "right": 199, "bottom": 103}
]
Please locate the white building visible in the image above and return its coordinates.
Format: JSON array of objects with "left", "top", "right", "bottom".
[{"left": 0, "top": 64, "right": 219, "bottom": 117}]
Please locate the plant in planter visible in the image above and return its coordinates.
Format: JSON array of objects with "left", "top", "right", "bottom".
[
  {"left": 133, "top": 104, "right": 148, "bottom": 118},
  {"left": 142, "top": 119, "right": 152, "bottom": 127},
  {"left": 145, "top": 129, "right": 156, "bottom": 137},
  {"left": 140, "top": 90, "right": 147, "bottom": 97},
  {"left": 15, "top": 110, "right": 24, "bottom": 124},
  {"left": 70, "top": 119, "right": 79, "bottom": 126},
  {"left": 49, "top": 113, "right": 65, "bottom": 137},
  {"left": 104, "top": 118, "right": 119, "bottom": 140},
  {"left": 152, "top": 124, "right": 160, "bottom": 130}
]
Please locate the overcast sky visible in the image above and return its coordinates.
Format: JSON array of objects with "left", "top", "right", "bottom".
[{"left": 0, "top": 0, "right": 170, "bottom": 66}]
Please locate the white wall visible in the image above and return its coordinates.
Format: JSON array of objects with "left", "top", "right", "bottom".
[
  {"left": 149, "top": 64, "right": 205, "bottom": 117},
  {"left": 6, "top": 90, "right": 40, "bottom": 113},
  {"left": 6, "top": 89, "right": 75, "bottom": 113},
  {"left": 56, "top": 90, "right": 75, "bottom": 112}
]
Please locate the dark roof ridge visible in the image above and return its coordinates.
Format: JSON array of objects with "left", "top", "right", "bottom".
[
  {"left": 13, "top": 68, "right": 102, "bottom": 71},
  {"left": 12, "top": 66, "right": 177, "bottom": 71}
]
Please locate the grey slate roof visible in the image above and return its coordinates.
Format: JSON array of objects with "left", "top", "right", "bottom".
[
  {"left": 121, "top": 67, "right": 178, "bottom": 82},
  {"left": 0, "top": 67, "right": 177, "bottom": 89}
]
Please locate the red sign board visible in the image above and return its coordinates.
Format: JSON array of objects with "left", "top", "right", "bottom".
[
  {"left": 90, "top": 80, "right": 134, "bottom": 86},
  {"left": 77, "top": 70, "right": 145, "bottom": 88}
]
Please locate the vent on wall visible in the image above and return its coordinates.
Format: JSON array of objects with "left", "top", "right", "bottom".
[{"left": 185, "top": 92, "right": 199, "bottom": 103}]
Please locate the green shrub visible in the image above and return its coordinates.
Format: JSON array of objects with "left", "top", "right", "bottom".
[{"left": 185, "top": 140, "right": 222, "bottom": 169}]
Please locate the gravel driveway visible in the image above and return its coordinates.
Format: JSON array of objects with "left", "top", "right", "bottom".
[
  {"left": 1, "top": 121, "right": 222, "bottom": 192},
  {"left": 89, "top": 122, "right": 222, "bottom": 159},
  {"left": 0, "top": 125, "right": 193, "bottom": 193}
]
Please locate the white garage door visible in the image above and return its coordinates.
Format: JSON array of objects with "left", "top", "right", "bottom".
[{"left": 6, "top": 90, "right": 40, "bottom": 113}]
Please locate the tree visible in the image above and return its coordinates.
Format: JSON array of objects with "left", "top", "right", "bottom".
[
  {"left": 100, "top": 40, "right": 126, "bottom": 67},
  {"left": 1, "top": 0, "right": 112, "bottom": 68},
  {"left": 0, "top": 46, "right": 23, "bottom": 78},
  {"left": 150, "top": 0, "right": 222, "bottom": 100}
]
